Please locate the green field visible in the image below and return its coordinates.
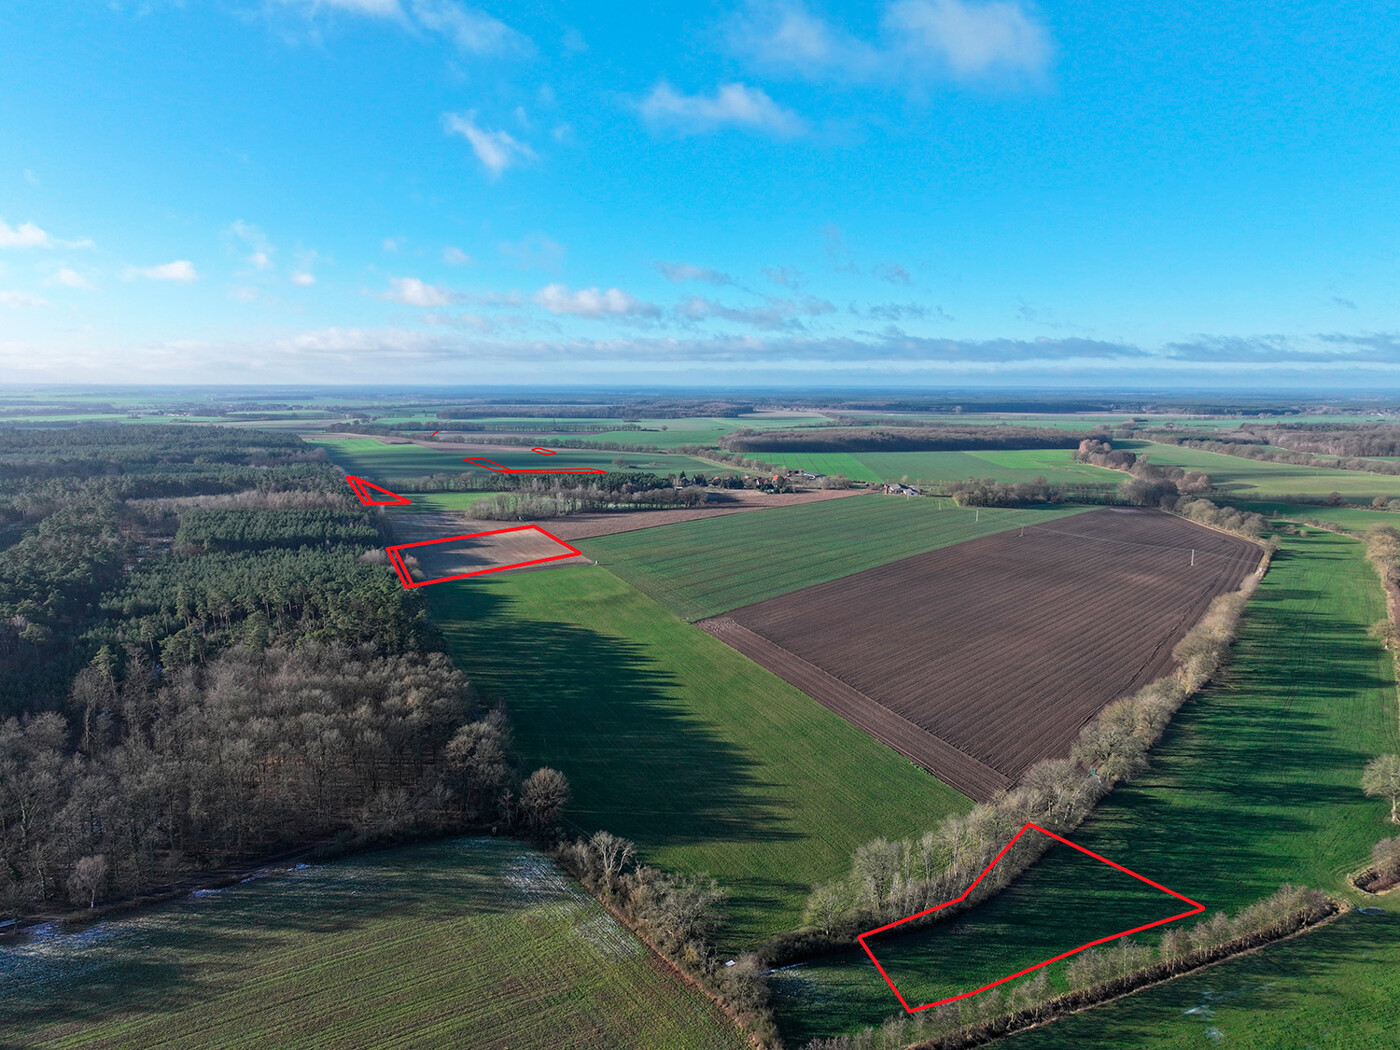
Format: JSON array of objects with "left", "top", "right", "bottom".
[
  {"left": 576, "top": 496, "right": 1089, "bottom": 621},
  {"left": 0, "top": 838, "right": 746, "bottom": 1050},
  {"left": 421, "top": 566, "right": 972, "bottom": 946},
  {"left": 1125, "top": 440, "right": 1400, "bottom": 502},
  {"left": 384, "top": 490, "right": 506, "bottom": 514},
  {"left": 1007, "top": 909, "right": 1400, "bottom": 1049},
  {"left": 773, "top": 529, "right": 1400, "bottom": 1044},
  {"left": 1235, "top": 501, "right": 1400, "bottom": 532},
  {"left": 308, "top": 437, "right": 728, "bottom": 482}
]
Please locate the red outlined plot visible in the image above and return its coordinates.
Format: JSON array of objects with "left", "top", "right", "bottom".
[
  {"left": 462, "top": 456, "right": 605, "bottom": 475},
  {"left": 531, "top": 447, "right": 556, "bottom": 455},
  {"left": 385, "top": 525, "right": 583, "bottom": 588},
  {"left": 858, "top": 822, "right": 1204, "bottom": 1013},
  {"left": 346, "top": 476, "right": 411, "bottom": 505}
]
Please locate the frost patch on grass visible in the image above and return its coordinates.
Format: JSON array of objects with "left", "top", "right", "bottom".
[
  {"left": 573, "top": 913, "right": 642, "bottom": 959},
  {"left": 502, "top": 853, "right": 586, "bottom": 918}
]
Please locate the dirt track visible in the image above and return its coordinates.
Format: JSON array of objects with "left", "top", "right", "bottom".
[{"left": 724, "top": 508, "right": 1261, "bottom": 789}]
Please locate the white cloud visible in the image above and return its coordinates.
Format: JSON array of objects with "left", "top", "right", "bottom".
[
  {"left": 442, "top": 246, "right": 473, "bottom": 265},
  {"left": 382, "top": 237, "right": 403, "bottom": 252},
  {"left": 291, "top": 272, "right": 317, "bottom": 286},
  {"left": 229, "top": 220, "right": 277, "bottom": 270},
  {"left": 273, "top": 0, "right": 403, "bottom": 15},
  {"left": 534, "top": 283, "right": 660, "bottom": 318},
  {"left": 444, "top": 111, "right": 536, "bottom": 176},
  {"left": 639, "top": 82, "right": 806, "bottom": 138},
  {"left": 658, "top": 262, "right": 733, "bottom": 285},
  {"left": 728, "top": 1, "right": 879, "bottom": 78},
  {"left": 0, "top": 290, "right": 46, "bottom": 308},
  {"left": 888, "top": 0, "right": 1051, "bottom": 77},
  {"left": 874, "top": 261, "right": 911, "bottom": 284},
  {"left": 678, "top": 294, "right": 836, "bottom": 331},
  {"left": 376, "top": 276, "right": 461, "bottom": 306},
  {"left": 409, "top": 0, "right": 531, "bottom": 56},
  {"left": 0, "top": 220, "right": 53, "bottom": 248},
  {"left": 230, "top": 286, "right": 260, "bottom": 303},
  {"left": 47, "top": 267, "right": 94, "bottom": 289},
  {"left": 499, "top": 232, "right": 564, "bottom": 270},
  {"left": 729, "top": 0, "right": 1053, "bottom": 85},
  {"left": 129, "top": 260, "right": 199, "bottom": 283}
]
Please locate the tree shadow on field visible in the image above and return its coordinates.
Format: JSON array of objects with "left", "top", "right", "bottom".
[
  {"left": 423, "top": 578, "right": 800, "bottom": 855},
  {"left": 1003, "top": 911, "right": 1400, "bottom": 1048}
]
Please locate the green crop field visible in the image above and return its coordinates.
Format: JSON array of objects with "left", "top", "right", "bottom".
[
  {"left": 1006, "top": 909, "right": 1400, "bottom": 1049},
  {"left": 1124, "top": 440, "right": 1400, "bottom": 502},
  {"left": 308, "top": 436, "right": 727, "bottom": 482},
  {"left": 383, "top": 490, "right": 506, "bottom": 514},
  {"left": 0, "top": 838, "right": 746, "bottom": 1050},
  {"left": 754, "top": 452, "right": 881, "bottom": 481},
  {"left": 421, "top": 566, "right": 971, "bottom": 947},
  {"left": 576, "top": 496, "right": 1089, "bottom": 621},
  {"left": 772, "top": 529, "right": 1400, "bottom": 1044},
  {"left": 1235, "top": 501, "right": 1400, "bottom": 532}
]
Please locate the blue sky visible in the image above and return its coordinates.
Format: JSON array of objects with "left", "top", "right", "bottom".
[{"left": 1, "top": 0, "right": 1396, "bottom": 387}]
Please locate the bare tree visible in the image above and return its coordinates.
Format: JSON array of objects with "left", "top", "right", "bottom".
[
  {"left": 520, "top": 767, "right": 570, "bottom": 831},
  {"left": 1362, "top": 754, "right": 1400, "bottom": 823},
  {"left": 67, "top": 854, "right": 108, "bottom": 908}
]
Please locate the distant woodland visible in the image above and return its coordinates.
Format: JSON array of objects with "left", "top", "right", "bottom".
[
  {"left": 719, "top": 425, "right": 1089, "bottom": 453},
  {"left": 0, "top": 426, "right": 535, "bottom": 916}
]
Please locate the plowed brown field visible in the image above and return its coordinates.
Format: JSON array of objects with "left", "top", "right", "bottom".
[{"left": 718, "top": 507, "right": 1261, "bottom": 796}]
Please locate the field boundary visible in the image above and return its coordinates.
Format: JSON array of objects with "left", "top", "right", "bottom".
[
  {"left": 858, "top": 821, "right": 1205, "bottom": 1012},
  {"left": 386, "top": 525, "right": 583, "bottom": 588},
  {"left": 696, "top": 617, "right": 1009, "bottom": 801}
]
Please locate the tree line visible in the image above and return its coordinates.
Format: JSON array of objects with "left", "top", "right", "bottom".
[
  {"left": 0, "top": 424, "right": 556, "bottom": 918},
  {"left": 769, "top": 576, "right": 1261, "bottom": 965},
  {"left": 720, "top": 425, "right": 1090, "bottom": 454},
  {"left": 800, "top": 884, "right": 1333, "bottom": 1050}
]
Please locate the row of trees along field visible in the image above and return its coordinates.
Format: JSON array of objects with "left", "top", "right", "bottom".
[
  {"left": 1133, "top": 427, "right": 1400, "bottom": 476},
  {"left": 719, "top": 425, "right": 1090, "bottom": 453},
  {"left": 770, "top": 578, "right": 1261, "bottom": 964},
  {"left": 0, "top": 425, "right": 554, "bottom": 917},
  {"left": 802, "top": 885, "right": 1333, "bottom": 1050}
]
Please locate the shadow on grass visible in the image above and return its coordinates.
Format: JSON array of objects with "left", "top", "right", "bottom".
[{"left": 424, "top": 580, "right": 797, "bottom": 851}]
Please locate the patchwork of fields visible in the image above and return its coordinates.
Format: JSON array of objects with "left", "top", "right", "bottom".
[
  {"left": 1126, "top": 440, "right": 1400, "bottom": 502},
  {"left": 772, "top": 529, "right": 1400, "bottom": 1044},
  {"left": 718, "top": 508, "right": 1261, "bottom": 795},
  {"left": 0, "top": 839, "right": 746, "bottom": 1050},
  {"left": 420, "top": 566, "right": 972, "bottom": 946},
  {"left": 578, "top": 496, "right": 1090, "bottom": 622},
  {"left": 306, "top": 436, "right": 728, "bottom": 481}
]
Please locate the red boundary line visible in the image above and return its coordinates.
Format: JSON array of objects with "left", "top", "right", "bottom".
[
  {"left": 856, "top": 822, "right": 1205, "bottom": 1013},
  {"left": 345, "top": 475, "right": 411, "bottom": 505},
  {"left": 462, "top": 456, "right": 605, "bottom": 475},
  {"left": 384, "top": 525, "right": 584, "bottom": 588},
  {"left": 531, "top": 447, "right": 556, "bottom": 455}
]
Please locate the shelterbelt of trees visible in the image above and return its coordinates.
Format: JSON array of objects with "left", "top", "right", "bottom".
[
  {"left": 0, "top": 426, "right": 550, "bottom": 917},
  {"left": 720, "top": 425, "right": 1090, "bottom": 454}
]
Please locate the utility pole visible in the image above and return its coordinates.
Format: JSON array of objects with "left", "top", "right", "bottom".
[{"left": 1190, "top": 548, "right": 1196, "bottom": 567}]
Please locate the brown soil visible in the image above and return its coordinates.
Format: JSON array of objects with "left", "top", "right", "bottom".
[
  {"left": 697, "top": 618, "right": 1011, "bottom": 801},
  {"left": 394, "top": 522, "right": 589, "bottom": 580},
  {"left": 724, "top": 508, "right": 1260, "bottom": 789}
]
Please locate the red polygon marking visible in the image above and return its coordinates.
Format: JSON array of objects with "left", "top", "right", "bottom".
[
  {"left": 532, "top": 447, "right": 556, "bottom": 455},
  {"left": 384, "top": 525, "right": 584, "bottom": 588},
  {"left": 857, "top": 822, "right": 1204, "bottom": 1013},
  {"left": 346, "top": 475, "right": 411, "bottom": 505},
  {"left": 462, "top": 456, "right": 604, "bottom": 475}
]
